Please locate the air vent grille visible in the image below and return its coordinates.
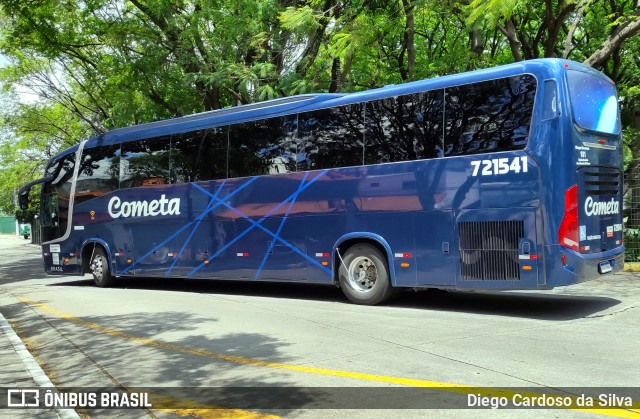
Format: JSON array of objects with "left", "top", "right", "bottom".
[
  {"left": 459, "top": 221, "right": 524, "bottom": 281},
  {"left": 581, "top": 167, "right": 621, "bottom": 196}
]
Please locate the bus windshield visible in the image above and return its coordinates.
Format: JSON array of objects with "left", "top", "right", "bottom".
[
  {"left": 567, "top": 69, "right": 620, "bottom": 135},
  {"left": 41, "top": 152, "right": 76, "bottom": 242}
]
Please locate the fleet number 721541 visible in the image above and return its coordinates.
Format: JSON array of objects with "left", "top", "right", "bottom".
[{"left": 470, "top": 156, "right": 528, "bottom": 177}]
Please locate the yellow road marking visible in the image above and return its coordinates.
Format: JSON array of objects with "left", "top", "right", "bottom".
[
  {"left": 18, "top": 297, "right": 277, "bottom": 419},
  {"left": 144, "top": 391, "right": 278, "bottom": 419},
  {"left": 19, "top": 297, "right": 640, "bottom": 418}
]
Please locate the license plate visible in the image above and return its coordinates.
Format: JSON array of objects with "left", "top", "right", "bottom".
[{"left": 598, "top": 261, "right": 612, "bottom": 274}]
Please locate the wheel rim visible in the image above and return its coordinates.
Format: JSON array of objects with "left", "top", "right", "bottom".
[
  {"left": 90, "top": 255, "right": 104, "bottom": 280},
  {"left": 347, "top": 256, "right": 377, "bottom": 293}
]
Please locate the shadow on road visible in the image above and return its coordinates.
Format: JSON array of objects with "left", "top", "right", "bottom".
[
  {"left": 49, "top": 276, "right": 621, "bottom": 321},
  {"left": 397, "top": 289, "right": 620, "bottom": 321},
  {"left": 0, "top": 255, "right": 44, "bottom": 285},
  {"left": 52, "top": 276, "right": 347, "bottom": 302},
  {"left": 1, "top": 235, "right": 627, "bottom": 322},
  {"left": 2, "top": 299, "right": 322, "bottom": 414}
]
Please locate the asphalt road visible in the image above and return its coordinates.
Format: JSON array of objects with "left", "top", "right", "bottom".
[{"left": 0, "top": 234, "right": 639, "bottom": 419}]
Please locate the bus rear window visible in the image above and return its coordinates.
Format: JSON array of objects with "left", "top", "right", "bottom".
[{"left": 567, "top": 70, "right": 620, "bottom": 135}]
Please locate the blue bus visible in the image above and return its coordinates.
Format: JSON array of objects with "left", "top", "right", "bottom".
[{"left": 19, "top": 58, "right": 623, "bottom": 305}]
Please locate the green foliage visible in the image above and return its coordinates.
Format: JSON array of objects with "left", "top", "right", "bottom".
[
  {"left": 279, "top": 6, "right": 323, "bottom": 33},
  {"left": 15, "top": 203, "right": 38, "bottom": 224},
  {"left": 0, "top": 0, "right": 639, "bottom": 216},
  {"left": 466, "top": 0, "right": 524, "bottom": 26},
  {"left": 624, "top": 227, "right": 640, "bottom": 262}
]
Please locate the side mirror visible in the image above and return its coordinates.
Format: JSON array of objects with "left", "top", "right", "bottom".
[
  {"left": 18, "top": 175, "right": 53, "bottom": 211},
  {"left": 18, "top": 191, "right": 29, "bottom": 210}
]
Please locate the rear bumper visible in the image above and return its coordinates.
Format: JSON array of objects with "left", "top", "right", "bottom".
[{"left": 546, "top": 245, "right": 624, "bottom": 287}]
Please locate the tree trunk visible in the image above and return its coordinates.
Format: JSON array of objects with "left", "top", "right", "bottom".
[
  {"left": 294, "top": 0, "right": 333, "bottom": 78},
  {"left": 584, "top": 18, "right": 640, "bottom": 68},
  {"left": 498, "top": 19, "right": 523, "bottom": 62},
  {"left": 329, "top": 57, "right": 341, "bottom": 93},
  {"left": 402, "top": 0, "right": 415, "bottom": 79}
]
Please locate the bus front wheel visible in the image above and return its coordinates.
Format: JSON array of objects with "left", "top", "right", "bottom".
[
  {"left": 338, "top": 244, "right": 394, "bottom": 305},
  {"left": 90, "top": 247, "right": 115, "bottom": 288}
]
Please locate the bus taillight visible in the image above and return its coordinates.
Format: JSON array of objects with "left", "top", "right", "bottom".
[{"left": 558, "top": 184, "right": 579, "bottom": 252}]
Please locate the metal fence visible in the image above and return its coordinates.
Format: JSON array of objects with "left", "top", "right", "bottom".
[
  {"left": 0, "top": 216, "right": 15, "bottom": 234},
  {"left": 31, "top": 217, "right": 42, "bottom": 246},
  {"left": 624, "top": 172, "right": 640, "bottom": 262}
]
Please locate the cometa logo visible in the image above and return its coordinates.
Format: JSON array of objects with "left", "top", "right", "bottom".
[
  {"left": 584, "top": 196, "right": 619, "bottom": 217},
  {"left": 108, "top": 195, "right": 181, "bottom": 219}
]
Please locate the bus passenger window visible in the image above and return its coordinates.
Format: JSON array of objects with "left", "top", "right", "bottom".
[
  {"left": 171, "top": 128, "right": 227, "bottom": 183},
  {"left": 414, "top": 90, "right": 445, "bottom": 159},
  {"left": 75, "top": 145, "right": 121, "bottom": 204},
  {"left": 121, "top": 136, "right": 171, "bottom": 188},
  {"left": 444, "top": 75, "right": 536, "bottom": 156},
  {"left": 365, "top": 89, "right": 444, "bottom": 164},
  {"left": 228, "top": 117, "right": 297, "bottom": 178},
  {"left": 298, "top": 105, "right": 364, "bottom": 171}
]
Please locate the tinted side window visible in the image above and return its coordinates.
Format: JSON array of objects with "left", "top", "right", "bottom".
[
  {"left": 75, "top": 145, "right": 121, "bottom": 204},
  {"left": 271, "top": 116, "right": 298, "bottom": 174},
  {"left": 121, "top": 136, "right": 171, "bottom": 188},
  {"left": 365, "top": 90, "right": 444, "bottom": 164},
  {"left": 444, "top": 75, "right": 536, "bottom": 156},
  {"left": 298, "top": 105, "right": 364, "bottom": 171},
  {"left": 171, "top": 128, "right": 227, "bottom": 183},
  {"left": 228, "top": 117, "right": 297, "bottom": 178}
]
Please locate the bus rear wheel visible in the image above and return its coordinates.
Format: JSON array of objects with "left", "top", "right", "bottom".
[
  {"left": 338, "top": 244, "right": 394, "bottom": 305},
  {"left": 90, "top": 247, "right": 115, "bottom": 288}
]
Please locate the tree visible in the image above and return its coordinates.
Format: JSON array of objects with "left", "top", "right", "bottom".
[{"left": 0, "top": 0, "right": 639, "bottom": 221}]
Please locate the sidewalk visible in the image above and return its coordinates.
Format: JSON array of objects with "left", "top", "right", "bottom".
[{"left": 1, "top": 311, "right": 79, "bottom": 418}]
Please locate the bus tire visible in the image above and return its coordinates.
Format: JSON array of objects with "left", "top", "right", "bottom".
[
  {"left": 90, "top": 247, "right": 115, "bottom": 288},
  {"left": 338, "top": 244, "right": 394, "bottom": 305}
]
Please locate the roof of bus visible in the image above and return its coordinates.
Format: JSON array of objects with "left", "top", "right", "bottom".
[{"left": 75, "top": 58, "right": 596, "bottom": 152}]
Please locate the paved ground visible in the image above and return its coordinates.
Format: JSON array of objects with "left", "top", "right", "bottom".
[{"left": 0, "top": 234, "right": 639, "bottom": 418}]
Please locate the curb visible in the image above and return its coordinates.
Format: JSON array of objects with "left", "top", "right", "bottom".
[
  {"left": 623, "top": 263, "right": 640, "bottom": 272},
  {"left": 0, "top": 313, "right": 80, "bottom": 419}
]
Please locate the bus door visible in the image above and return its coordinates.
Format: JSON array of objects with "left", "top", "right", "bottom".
[
  {"left": 455, "top": 208, "right": 540, "bottom": 288},
  {"left": 114, "top": 241, "right": 135, "bottom": 275},
  {"left": 185, "top": 219, "right": 238, "bottom": 279},
  {"left": 415, "top": 210, "right": 457, "bottom": 286},
  {"left": 132, "top": 237, "right": 174, "bottom": 276},
  {"left": 110, "top": 220, "right": 150, "bottom": 276},
  {"left": 41, "top": 191, "right": 63, "bottom": 243},
  {"left": 119, "top": 216, "right": 176, "bottom": 277},
  {"left": 234, "top": 217, "right": 308, "bottom": 281}
]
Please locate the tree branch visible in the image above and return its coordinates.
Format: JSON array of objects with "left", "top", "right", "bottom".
[
  {"left": 563, "top": 0, "right": 593, "bottom": 58},
  {"left": 584, "top": 16, "right": 640, "bottom": 68},
  {"left": 497, "top": 19, "right": 523, "bottom": 61}
]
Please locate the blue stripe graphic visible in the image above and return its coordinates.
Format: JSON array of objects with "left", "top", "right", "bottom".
[
  {"left": 165, "top": 180, "right": 226, "bottom": 276},
  {"left": 187, "top": 170, "right": 330, "bottom": 277},
  {"left": 216, "top": 200, "right": 332, "bottom": 275},
  {"left": 255, "top": 172, "right": 309, "bottom": 278},
  {"left": 120, "top": 176, "right": 257, "bottom": 274}
]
